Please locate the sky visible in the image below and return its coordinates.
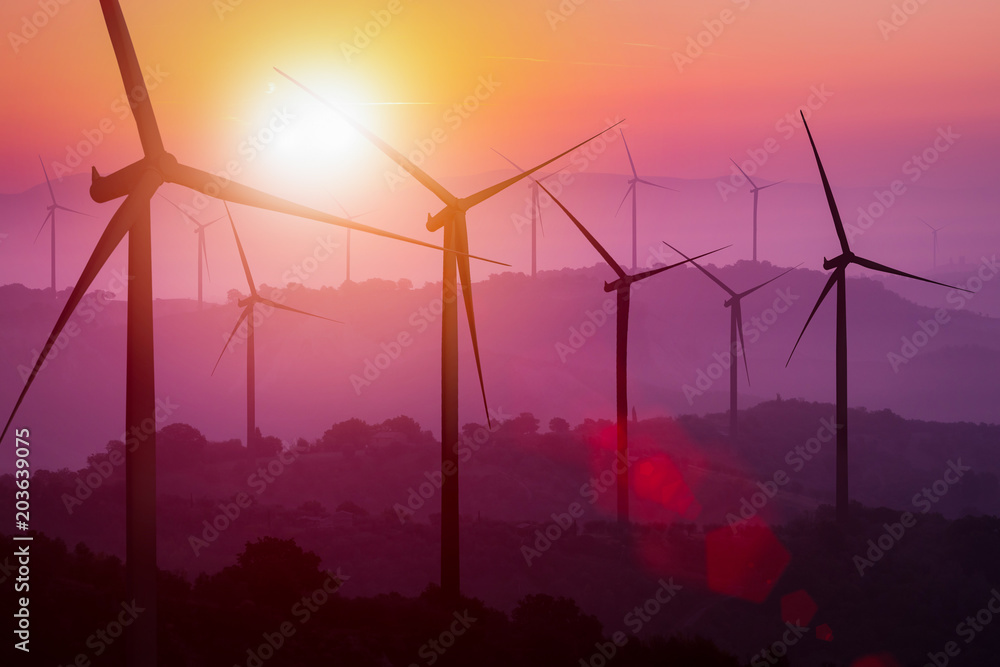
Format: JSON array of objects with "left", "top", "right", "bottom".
[{"left": 0, "top": 0, "right": 998, "bottom": 294}]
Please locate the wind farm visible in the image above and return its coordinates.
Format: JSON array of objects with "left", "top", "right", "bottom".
[{"left": 0, "top": 2, "right": 997, "bottom": 666}]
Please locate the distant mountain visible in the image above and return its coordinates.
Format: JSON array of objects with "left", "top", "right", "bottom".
[{"left": 0, "top": 261, "right": 997, "bottom": 474}]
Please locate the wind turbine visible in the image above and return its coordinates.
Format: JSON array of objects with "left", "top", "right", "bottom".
[
  {"left": 0, "top": 3, "right": 496, "bottom": 664},
  {"left": 331, "top": 196, "right": 369, "bottom": 284},
  {"left": 918, "top": 217, "right": 949, "bottom": 269},
  {"left": 616, "top": 130, "right": 676, "bottom": 271},
  {"left": 213, "top": 204, "right": 339, "bottom": 457},
  {"left": 34, "top": 156, "right": 93, "bottom": 291},
  {"left": 729, "top": 158, "right": 784, "bottom": 262},
  {"left": 786, "top": 112, "right": 968, "bottom": 525},
  {"left": 492, "top": 150, "right": 563, "bottom": 277},
  {"left": 276, "top": 66, "right": 619, "bottom": 600},
  {"left": 159, "top": 195, "right": 223, "bottom": 308},
  {"left": 664, "top": 242, "right": 795, "bottom": 439},
  {"left": 540, "top": 182, "right": 725, "bottom": 523}
]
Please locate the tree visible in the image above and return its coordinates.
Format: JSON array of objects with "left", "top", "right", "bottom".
[
  {"left": 322, "top": 418, "right": 374, "bottom": 454},
  {"left": 549, "top": 417, "right": 570, "bottom": 434},
  {"left": 379, "top": 415, "right": 423, "bottom": 443}
]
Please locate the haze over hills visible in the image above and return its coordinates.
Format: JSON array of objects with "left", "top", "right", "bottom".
[
  {"left": 1, "top": 162, "right": 997, "bottom": 309},
  {"left": 1, "top": 255, "right": 997, "bottom": 473}
]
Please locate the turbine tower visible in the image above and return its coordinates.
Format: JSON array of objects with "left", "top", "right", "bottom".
[
  {"left": 918, "top": 217, "right": 949, "bottom": 269},
  {"left": 616, "top": 130, "right": 676, "bottom": 271},
  {"left": 665, "top": 242, "right": 795, "bottom": 439},
  {"left": 34, "top": 156, "right": 93, "bottom": 291},
  {"left": 729, "top": 158, "right": 784, "bottom": 262},
  {"left": 786, "top": 112, "right": 967, "bottom": 525},
  {"left": 277, "top": 66, "right": 617, "bottom": 600},
  {"left": 160, "top": 195, "right": 223, "bottom": 308},
  {"left": 541, "top": 183, "right": 725, "bottom": 523},
  {"left": 492, "top": 150, "right": 562, "bottom": 277},
  {"left": 1, "top": 3, "right": 495, "bottom": 665},
  {"left": 213, "top": 205, "right": 338, "bottom": 457}
]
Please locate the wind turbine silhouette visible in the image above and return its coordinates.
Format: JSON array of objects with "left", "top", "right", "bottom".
[
  {"left": 276, "top": 66, "right": 619, "bottom": 600},
  {"left": 213, "top": 204, "right": 339, "bottom": 457},
  {"left": 729, "top": 158, "right": 784, "bottom": 262},
  {"left": 918, "top": 217, "right": 950, "bottom": 269},
  {"left": 331, "top": 196, "right": 370, "bottom": 284},
  {"left": 664, "top": 242, "right": 796, "bottom": 439},
  {"left": 616, "top": 130, "right": 676, "bottom": 271},
  {"left": 159, "top": 195, "right": 223, "bottom": 308},
  {"left": 34, "top": 156, "right": 93, "bottom": 291},
  {"left": 540, "top": 183, "right": 726, "bottom": 523},
  {"left": 492, "top": 150, "right": 563, "bottom": 277},
  {"left": 786, "top": 112, "right": 968, "bottom": 524},
  {"left": 0, "top": 3, "right": 497, "bottom": 664}
]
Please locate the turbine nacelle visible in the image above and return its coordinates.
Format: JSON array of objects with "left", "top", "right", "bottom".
[
  {"left": 90, "top": 152, "right": 176, "bottom": 202},
  {"left": 823, "top": 251, "right": 855, "bottom": 271},
  {"left": 426, "top": 206, "right": 458, "bottom": 232}
]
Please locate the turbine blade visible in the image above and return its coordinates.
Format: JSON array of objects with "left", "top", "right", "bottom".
[
  {"left": 455, "top": 221, "right": 491, "bottom": 426},
  {"left": 786, "top": 269, "right": 840, "bottom": 367},
  {"left": 202, "top": 214, "right": 226, "bottom": 228},
  {"left": 632, "top": 245, "right": 730, "bottom": 283},
  {"left": 258, "top": 298, "right": 342, "bottom": 324},
  {"left": 614, "top": 184, "right": 634, "bottom": 217},
  {"left": 636, "top": 178, "right": 677, "bottom": 192},
  {"left": 917, "top": 216, "right": 934, "bottom": 231},
  {"left": 730, "top": 158, "right": 757, "bottom": 190},
  {"left": 1, "top": 171, "right": 160, "bottom": 442},
  {"left": 737, "top": 264, "right": 799, "bottom": 299},
  {"left": 159, "top": 193, "right": 200, "bottom": 225},
  {"left": 734, "top": 302, "right": 750, "bottom": 386},
  {"left": 212, "top": 307, "right": 251, "bottom": 375},
  {"left": 274, "top": 68, "right": 458, "bottom": 208},
  {"left": 55, "top": 205, "right": 95, "bottom": 218},
  {"left": 800, "top": 112, "right": 850, "bottom": 255},
  {"left": 330, "top": 195, "right": 351, "bottom": 220},
  {"left": 662, "top": 241, "right": 735, "bottom": 297},
  {"left": 621, "top": 130, "right": 638, "bottom": 178},
  {"left": 224, "top": 203, "right": 256, "bottom": 295},
  {"left": 491, "top": 148, "right": 565, "bottom": 184},
  {"left": 462, "top": 121, "right": 624, "bottom": 209},
  {"left": 852, "top": 255, "right": 969, "bottom": 291},
  {"left": 33, "top": 212, "right": 53, "bottom": 244},
  {"left": 39, "top": 156, "right": 56, "bottom": 204},
  {"left": 757, "top": 180, "right": 785, "bottom": 191},
  {"left": 99, "top": 0, "right": 164, "bottom": 156},
  {"left": 538, "top": 182, "right": 627, "bottom": 280},
  {"left": 163, "top": 161, "right": 509, "bottom": 267}
]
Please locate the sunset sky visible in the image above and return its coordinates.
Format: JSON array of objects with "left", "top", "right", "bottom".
[{"left": 1, "top": 0, "right": 998, "bottom": 292}]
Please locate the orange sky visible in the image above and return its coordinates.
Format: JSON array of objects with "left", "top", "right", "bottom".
[{"left": 2, "top": 0, "right": 998, "bottom": 195}]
